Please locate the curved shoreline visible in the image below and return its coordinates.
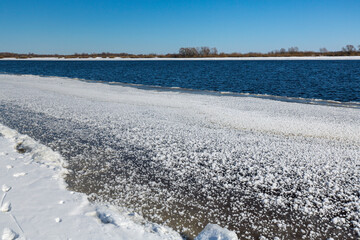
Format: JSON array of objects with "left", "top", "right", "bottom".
[{"left": 1, "top": 73, "right": 359, "bottom": 109}]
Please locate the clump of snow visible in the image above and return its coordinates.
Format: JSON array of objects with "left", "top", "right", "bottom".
[
  {"left": 12, "top": 172, "right": 26, "bottom": 178},
  {"left": 195, "top": 224, "right": 238, "bottom": 240},
  {"left": 1, "top": 185, "right": 11, "bottom": 192},
  {"left": 0, "top": 202, "right": 11, "bottom": 212},
  {"left": 1, "top": 228, "right": 17, "bottom": 240}
]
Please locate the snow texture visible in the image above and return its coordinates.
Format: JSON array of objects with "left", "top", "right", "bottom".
[{"left": 0, "top": 74, "right": 359, "bottom": 239}]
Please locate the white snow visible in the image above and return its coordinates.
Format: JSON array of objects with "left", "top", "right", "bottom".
[
  {"left": 2, "top": 228, "right": 17, "bottom": 240},
  {"left": 0, "top": 202, "right": 11, "bottom": 213},
  {"left": 1, "top": 185, "right": 11, "bottom": 193},
  {"left": 11, "top": 173, "right": 26, "bottom": 178},
  {"left": 195, "top": 224, "right": 238, "bottom": 240}
]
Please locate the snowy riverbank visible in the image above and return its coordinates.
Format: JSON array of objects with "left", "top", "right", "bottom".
[
  {"left": 0, "top": 124, "right": 237, "bottom": 240},
  {"left": 1, "top": 56, "right": 360, "bottom": 61}
]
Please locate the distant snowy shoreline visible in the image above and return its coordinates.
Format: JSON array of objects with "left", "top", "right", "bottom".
[{"left": 1, "top": 56, "right": 360, "bottom": 61}]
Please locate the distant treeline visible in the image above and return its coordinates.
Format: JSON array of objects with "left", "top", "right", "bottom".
[{"left": 1, "top": 45, "right": 360, "bottom": 59}]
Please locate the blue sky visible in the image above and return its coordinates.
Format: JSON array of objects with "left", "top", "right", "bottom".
[{"left": 0, "top": 0, "right": 359, "bottom": 54}]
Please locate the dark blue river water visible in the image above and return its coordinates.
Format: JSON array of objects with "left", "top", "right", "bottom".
[{"left": 0, "top": 60, "right": 359, "bottom": 102}]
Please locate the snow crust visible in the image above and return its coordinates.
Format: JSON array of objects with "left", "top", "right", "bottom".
[{"left": 0, "top": 74, "right": 359, "bottom": 239}]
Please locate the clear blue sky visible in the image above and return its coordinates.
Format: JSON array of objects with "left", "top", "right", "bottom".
[{"left": 1, "top": 0, "right": 359, "bottom": 54}]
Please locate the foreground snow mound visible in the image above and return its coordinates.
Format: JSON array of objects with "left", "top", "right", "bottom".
[
  {"left": 0, "top": 124, "right": 68, "bottom": 177},
  {"left": 0, "top": 124, "right": 183, "bottom": 240},
  {"left": 195, "top": 224, "right": 238, "bottom": 240}
]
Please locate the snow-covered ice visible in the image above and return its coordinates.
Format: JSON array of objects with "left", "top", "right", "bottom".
[{"left": 0, "top": 74, "right": 359, "bottom": 239}]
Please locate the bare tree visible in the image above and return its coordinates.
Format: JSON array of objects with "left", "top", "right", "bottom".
[
  {"left": 179, "top": 47, "right": 218, "bottom": 57},
  {"left": 210, "top": 47, "right": 218, "bottom": 55},
  {"left": 358, "top": 45, "right": 360, "bottom": 52},
  {"left": 189, "top": 48, "right": 199, "bottom": 56},
  {"left": 279, "top": 48, "right": 286, "bottom": 54},
  {"left": 319, "top": 48, "right": 328, "bottom": 53},
  {"left": 199, "top": 47, "right": 211, "bottom": 56},
  {"left": 179, "top": 47, "right": 199, "bottom": 57},
  {"left": 342, "top": 45, "right": 356, "bottom": 52},
  {"left": 179, "top": 48, "right": 187, "bottom": 56},
  {"left": 288, "top": 47, "right": 299, "bottom": 53}
]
